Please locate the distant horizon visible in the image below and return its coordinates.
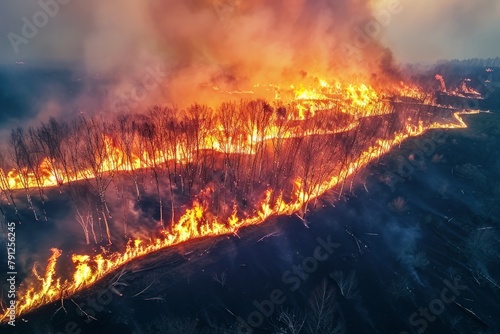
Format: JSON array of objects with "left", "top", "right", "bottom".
[{"left": 2, "top": 56, "right": 500, "bottom": 69}]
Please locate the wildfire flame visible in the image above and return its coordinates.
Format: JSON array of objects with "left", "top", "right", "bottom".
[
  {"left": 0, "top": 78, "right": 480, "bottom": 323},
  {"left": 435, "top": 74, "right": 483, "bottom": 99},
  {"left": 435, "top": 74, "right": 447, "bottom": 92}
]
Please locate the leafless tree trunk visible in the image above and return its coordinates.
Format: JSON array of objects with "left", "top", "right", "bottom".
[
  {"left": 10, "top": 128, "right": 39, "bottom": 220},
  {"left": 306, "top": 280, "right": 343, "bottom": 334}
]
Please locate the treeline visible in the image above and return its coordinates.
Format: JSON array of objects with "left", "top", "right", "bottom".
[
  {"left": 0, "top": 99, "right": 422, "bottom": 245},
  {"left": 439, "top": 57, "right": 500, "bottom": 69}
]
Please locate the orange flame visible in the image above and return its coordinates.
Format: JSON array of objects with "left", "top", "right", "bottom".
[
  {"left": 435, "top": 74, "right": 447, "bottom": 92},
  {"left": 0, "top": 79, "right": 480, "bottom": 323}
]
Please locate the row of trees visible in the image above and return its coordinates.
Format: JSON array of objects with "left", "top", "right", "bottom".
[{"left": 0, "top": 98, "right": 428, "bottom": 244}]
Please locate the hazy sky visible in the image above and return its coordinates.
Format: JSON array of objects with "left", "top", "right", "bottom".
[
  {"left": 0, "top": 0, "right": 499, "bottom": 66},
  {"left": 377, "top": 0, "right": 500, "bottom": 63}
]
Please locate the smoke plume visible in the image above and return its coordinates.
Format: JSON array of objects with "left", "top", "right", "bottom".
[{"left": 65, "top": 0, "right": 400, "bottom": 108}]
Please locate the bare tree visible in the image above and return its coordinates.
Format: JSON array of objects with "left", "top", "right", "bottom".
[
  {"left": 0, "top": 151, "right": 20, "bottom": 220},
  {"left": 268, "top": 105, "right": 295, "bottom": 197},
  {"left": 9, "top": 127, "right": 40, "bottom": 220},
  {"left": 142, "top": 121, "right": 164, "bottom": 227},
  {"left": 216, "top": 101, "right": 243, "bottom": 190},
  {"left": 388, "top": 197, "right": 409, "bottom": 214},
  {"left": 116, "top": 114, "right": 143, "bottom": 200},
  {"left": 179, "top": 104, "right": 214, "bottom": 194},
  {"left": 71, "top": 184, "right": 98, "bottom": 244},
  {"left": 295, "top": 114, "right": 343, "bottom": 223},
  {"left": 71, "top": 116, "right": 114, "bottom": 244},
  {"left": 212, "top": 271, "right": 227, "bottom": 287},
  {"left": 306, "top": 280, "right": 344, "bottom": 334},
  {"left": 31, "top": 118, "right": 71, "bottom": 189},
  {"left": 240, "top": 100, "right": 273, "bottom": 194},
  {"left": 330, "top": 270, "right": 358, "bottom": 301},
  {"left": 273, "top": 308, "right": 306, "bottom": 334}
]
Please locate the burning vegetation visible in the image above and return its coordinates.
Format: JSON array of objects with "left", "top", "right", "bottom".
[
  {"left": 0, "top": 0, "right": 491, "bottom": 326},
  {"left": 0, "top": 76, "right": 481, "bottom": 322}
]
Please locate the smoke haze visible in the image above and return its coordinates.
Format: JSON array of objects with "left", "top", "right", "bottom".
[
  {"left": 0, "top": 0, "right": 403, "bottom": 108},
  {"left": 0, "top": 0, "right": 498, "bottom": 128}
]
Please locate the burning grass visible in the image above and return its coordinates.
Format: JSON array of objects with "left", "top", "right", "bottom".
[{"left": 0, "top": 78, "right": 481, "bottom": 323}]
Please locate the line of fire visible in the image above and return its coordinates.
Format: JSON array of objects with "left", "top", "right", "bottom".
[{"left": 0, "top": 75, "right": 484, "bottom": 323}]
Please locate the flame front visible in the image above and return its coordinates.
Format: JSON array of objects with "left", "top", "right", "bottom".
[{"left": 0, "top": 78, "right": 480, "bottom": 323}]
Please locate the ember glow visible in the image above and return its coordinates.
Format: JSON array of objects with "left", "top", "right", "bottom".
[{"left": 0, "top": 75, "right": 480, "bottom": 322}]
